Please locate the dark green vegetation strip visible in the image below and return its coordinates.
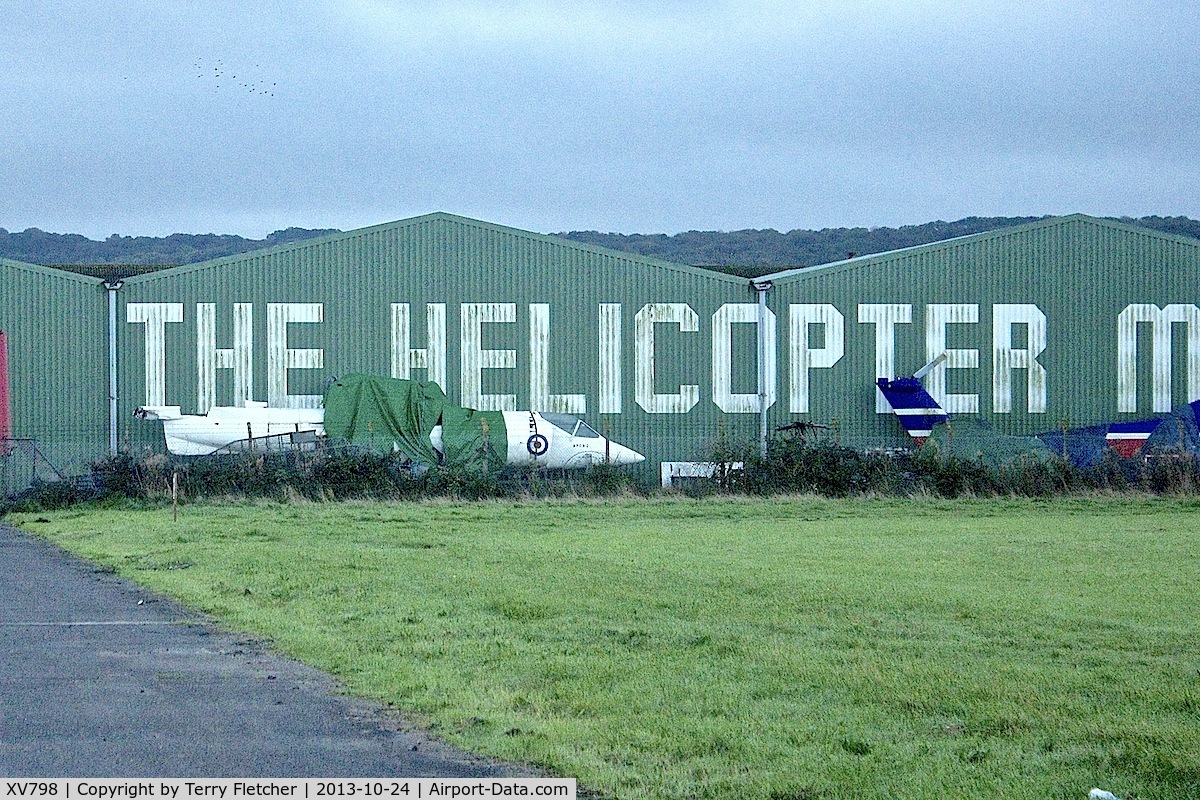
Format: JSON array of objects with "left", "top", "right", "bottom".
[
  {"left": 16, "top": 498, "right": 1200, "bottom": 799},
  {"left": 12, "top": 215, "right": 1199, "bottom": 274}
]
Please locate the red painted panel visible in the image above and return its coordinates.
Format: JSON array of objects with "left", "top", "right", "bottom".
[{"left": 1107, "top": 437, "right": 1147, "bottom": 459}]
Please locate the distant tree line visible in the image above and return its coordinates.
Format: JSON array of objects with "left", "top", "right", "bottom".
[
  {"left": 559, "top": 215, "right": 1200, "bottom": 277},
  {"left": 0, "top": 227, "right": 339, "bottom": 274},
  {"left": 3, "top": 216, "right": 1198, "bottom": 279}
]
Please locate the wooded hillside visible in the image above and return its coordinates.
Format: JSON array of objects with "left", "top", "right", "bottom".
[
  {"left": 559, "top": 216, "right": 1200, "bottom": 277},
  {"left": 4, "top": 216, "right": 1197, "bottom": 278}
]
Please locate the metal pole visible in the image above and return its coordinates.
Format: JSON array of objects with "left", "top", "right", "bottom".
[
  {"left": 0, "top": 331, "right": 11, "bottom": 445},
  {"left": 0, "top": 330, "right": 11, "bottom": 461},
  {"left": 104, "top": 280, "right": 123, "bottom": 456},
  {"left": 750, "top": 279, "right": 773, "bottom": 460}
]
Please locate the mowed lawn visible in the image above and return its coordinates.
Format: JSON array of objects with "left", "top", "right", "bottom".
[{"left": 13, "top": 497, "right": 1200, "bottom": 800}]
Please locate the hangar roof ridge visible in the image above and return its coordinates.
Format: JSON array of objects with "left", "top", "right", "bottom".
[
  {"left": 756, "top": 213, "right": 1200, "bottom": 284},
  {"left": 419, "top": 212, "right": 752, "bottom": 285},
  {"left": 122, "top": 211, "right": 749, "bottom": 287},
  {"left": 0, "top": 255, "right": 105, "bottom": 285},
  {"left": 118, "top": 218, "right": 396, "bottom": 284}
]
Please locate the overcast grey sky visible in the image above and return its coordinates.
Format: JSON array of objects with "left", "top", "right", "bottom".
[{"left": 2, "top": 1, "right": 1197, "bottom": 238}]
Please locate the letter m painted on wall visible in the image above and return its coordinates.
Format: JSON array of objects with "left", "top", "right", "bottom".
[{"left": 1117, "top": 304, "right": 1200, "bottom": 412}]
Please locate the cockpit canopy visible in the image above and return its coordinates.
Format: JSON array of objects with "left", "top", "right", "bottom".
[{"left": 538, "top": 412, "right": 601, "bottom": 438}]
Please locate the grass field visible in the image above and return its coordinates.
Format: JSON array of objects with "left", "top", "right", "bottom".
[{"left": 11, "top": 497, "right": 1200, "bottom": 799}]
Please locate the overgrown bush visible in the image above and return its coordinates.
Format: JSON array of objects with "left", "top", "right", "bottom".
[
  {"left": 742, "top": 440, "right": 902, "bottom": 497},
  {"left": 10, "top": 434, "right": 1200, "bottom": 514},
  {"left": 703, "top": 433, "right": 1200, "bottom": 498},
  {"left": 23, "top": 446, "right": 645, "bottom": 509},
  {"left": 569, "top": 462, "right": 641, "bottom": 497},
  {"left": 92, "top": 450, "right": 171, "bottom": 499},
  {"left": 995, "top": 454, "right": 1076, "bottom": 497},
  {"left": 307, "top": 451, "right": 416, "bottom": 500},
  {"left": 1, "top": 478, "right": 98, "bottom": 513},
  {"left": 1142, "top": 452, "right": 1200, "bottom": 494}
]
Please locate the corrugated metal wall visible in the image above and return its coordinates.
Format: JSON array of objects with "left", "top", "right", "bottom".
[
  {"left": 761, "top": 215, "right": 1200, "bottom": 447},
  {"left": 117, "top": 214, "right": 759, "bottom": 469},
  {"left": 6, "top": 212, "right": 1200, "bottom": 484},
  {"left": 0, "top": 259, "right": 108, "bottom": 487}
]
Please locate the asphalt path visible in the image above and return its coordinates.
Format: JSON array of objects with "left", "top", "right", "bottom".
[{"left": 0, "top": 522, "right": 533, "bottom": 779}]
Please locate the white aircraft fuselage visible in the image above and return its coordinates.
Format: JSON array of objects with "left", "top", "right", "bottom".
[
  {"left": 134, "top": 402, "right": 323, "bottom": 456},
  {"left": 135, "top": 404, "right": 645, "bottom": 468}
]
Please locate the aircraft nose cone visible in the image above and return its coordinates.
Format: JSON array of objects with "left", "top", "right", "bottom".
[{"left": 607, "top": 442, "right": 645, "bottom": 466}]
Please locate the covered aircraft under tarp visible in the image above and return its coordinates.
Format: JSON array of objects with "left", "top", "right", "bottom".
[
  {"left": 925, "top": 418, "right": 1055, "bottom": 468},
  {"left": 1036, "top": 403, "right": 1200, "bottom": 468},
  {"left": 138, "top": 374, "right": 645, "bottom": 466},
  {"left": 901, "top": 403, "right": 1200, "bottom": 469},
  {"left": 878, "top": 354, "right": 1200, "bottom": 468},
  {"left": 322, "top": 374, "right": 507, "bottom": 470}
]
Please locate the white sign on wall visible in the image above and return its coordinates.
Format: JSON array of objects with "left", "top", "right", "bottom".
[{"left": 125, "top": 301, "right": 1200, "bottom": 416}]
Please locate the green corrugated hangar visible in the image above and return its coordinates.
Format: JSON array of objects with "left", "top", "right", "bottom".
[{"left": 2, "top": 212, "right": 1199, "bottom": 485}]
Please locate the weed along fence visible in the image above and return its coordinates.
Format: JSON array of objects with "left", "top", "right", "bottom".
[
  {"left": 5, "top": 214, "right": 1200, "bottom": 496},
  {"left": 9, "top": 437, "right": 1200, "bottom": 513}
]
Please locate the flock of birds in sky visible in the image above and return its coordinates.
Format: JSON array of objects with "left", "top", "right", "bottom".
[{"left": 193, "top": 57, "right": 276, "bottom": 96}]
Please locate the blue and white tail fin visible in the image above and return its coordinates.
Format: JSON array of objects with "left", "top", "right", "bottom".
[{"left": 876, "top": 354, "right": 949, "bottom": 447}]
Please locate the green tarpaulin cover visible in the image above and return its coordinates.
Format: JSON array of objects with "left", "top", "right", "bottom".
[
  {"left": 925, "top": 417, "right": 1054, "bottom": 467},
  {"left": 322, "top": 374, "right": 507, "bottom": 470}
]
